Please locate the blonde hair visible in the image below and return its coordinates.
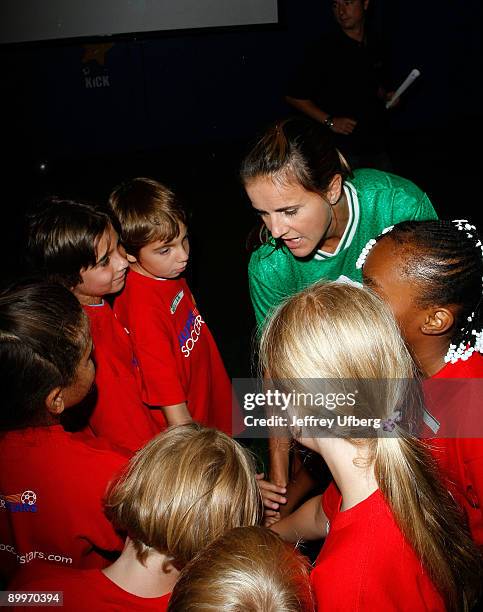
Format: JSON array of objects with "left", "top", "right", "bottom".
[
  {"left": 108, "top": 177, "right": 187, "bottom": 257},
  {"left": 105, "top": 424, "right": 261, "bottom": 570},
  {"left": 259, "top": 282, "right": 481, "bottom": 611},
  {"left": 167, "top": 526, "right": 314, "bottom": 612}
]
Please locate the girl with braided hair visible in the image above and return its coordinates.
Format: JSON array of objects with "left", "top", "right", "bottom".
[{"left": 360, "top": 219, "right": 483, "bottom": 544}]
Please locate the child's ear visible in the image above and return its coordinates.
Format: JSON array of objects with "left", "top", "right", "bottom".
[
  {"left": 326, "top": 174, "right": 343, "bottom": 206},
  {"left": 421, "top": 307, "right": 454, "bottom": 336},
  {"left": 45, "top": 388, "right": 65, "bottom": 415},
  {"left": 126, "top": 253, "right": 137, "bottom": 264}
]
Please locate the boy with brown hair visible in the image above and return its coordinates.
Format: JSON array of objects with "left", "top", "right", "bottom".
[{"left": 109, "top": 177, "right": 233, "bottom": 433}]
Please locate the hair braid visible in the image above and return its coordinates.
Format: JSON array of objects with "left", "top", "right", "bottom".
[
  {"left": 388, "top": 220, "right": 483, "bottom": 362},
  {"left": 358, "top": 220, "right": 483, "bottom": 363}
]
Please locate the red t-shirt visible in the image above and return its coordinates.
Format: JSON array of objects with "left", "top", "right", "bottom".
[
  {"left": 0, "top": 426, "right": 127, "bottom": 582},
  {"left": 12, "top": 565, "right": 170, "bottom": 611},
  {"left": 84, "top": 301, "right": 161, "bottom": 452},
  {"left": 311, "top": 482, "right": 445, "bottom": 611},
  {"left": 422, "top": 352, "right": 483, "bottom": 545},
  {"left": 114, "top": 272, "right": 233, "bottom": 434}
]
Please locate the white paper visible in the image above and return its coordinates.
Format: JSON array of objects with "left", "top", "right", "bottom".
[{"left": 386, "top": 68, "right": 421, "bottom": 109}]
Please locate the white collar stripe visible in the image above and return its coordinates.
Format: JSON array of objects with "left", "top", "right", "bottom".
[
  {"left": 314, "top": 182, "right": 358, "bottom": 260},
  {"left": 342, "top": 182, "right": 360, "bottom": 250}
]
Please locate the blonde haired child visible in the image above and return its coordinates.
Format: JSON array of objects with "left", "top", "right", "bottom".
[
  {"left": 15, "top": 424, "right": 261, "bottom": 609},
  {"left": 259, "top": 282, "right": 481, "bottom": 611},
  {"left": 168, "top": 526, "right": 314, "bottom": 612}
]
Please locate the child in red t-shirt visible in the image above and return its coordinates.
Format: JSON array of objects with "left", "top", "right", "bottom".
[
  {"left": 361, "top": 219, "right": 483, "bottom": 545},
  {"left": 109, "top": 178, "right": 234, "bottom": 434},
  {"left": 258, "top": 282, "right": 481, "bottom": 610},
  {"left": 13, "top": 424, "right": 261, "bottom": 609},
  {"left": 0, "top": 282, "right": 127, "bottom": 582},
  {"left": 26, "top": 197, "right": 161, "bottom": 452}
]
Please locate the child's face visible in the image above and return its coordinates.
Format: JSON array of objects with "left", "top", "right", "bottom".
[
  {"left": 362, "top": 238, "right": 425, "bottom": 348},
  {"left": 245, "top": 175, "right": 338, "bottom": 257},
  {"left": 132, "top": 223, "right": 190, "bottom": 279},
  {"left": 73, "top": 225, "right": 129, "bottom": 304},
  {"left": 62, "top": 338, "right": 95, "bottom": 409}
]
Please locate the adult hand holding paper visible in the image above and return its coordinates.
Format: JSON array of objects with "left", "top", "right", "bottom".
[{"left": 386, "top": 69, "right": 421, "bottom": 109}]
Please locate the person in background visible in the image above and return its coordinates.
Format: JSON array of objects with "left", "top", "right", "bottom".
[{"left": 286, "top": 0, "right": 396, "bottom": 170}]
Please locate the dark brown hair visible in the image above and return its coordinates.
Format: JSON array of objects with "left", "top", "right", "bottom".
[
  {"left": 241, "top": 117, "right": 351, "bottom": 195},
  {"left": 26, "top": 197, "right": 113, "bottom": 288},
  {"left": 374, "top": 219, "right": 483, "bottom": 353},
  {"left": 0, "top": 281, "right": 89, "bottom": 430}
]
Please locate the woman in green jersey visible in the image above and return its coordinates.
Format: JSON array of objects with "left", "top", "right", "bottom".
[
  {"left": 242, "top": 117, "right": 437, "bottom": 329},
  {"left": 242, "top": 117, "right": 437, "bottom": 514}
]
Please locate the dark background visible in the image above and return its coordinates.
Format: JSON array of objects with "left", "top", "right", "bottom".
[{"left": 1, "top": 0, "right": 482, "bottom": 379}]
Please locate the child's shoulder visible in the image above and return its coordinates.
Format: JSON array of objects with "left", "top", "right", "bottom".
[
  {"left": 125, "top": 270, "right": 187, "bottom": 296},
  {"left": 117, "top": 273, "right": 192, "bottom": 322}
]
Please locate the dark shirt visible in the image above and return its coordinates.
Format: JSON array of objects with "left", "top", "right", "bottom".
[{"left": 287, "top": 28, "right": 389, "bottom": 155}]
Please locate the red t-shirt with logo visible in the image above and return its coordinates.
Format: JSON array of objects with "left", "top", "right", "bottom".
[
  {"left": 311, "top": 482, "right": 445, "bottom": 610},
  {"left": 83, "top": 301, "right": 161, "bottom": 452},
  {"left": 114, "top": 272, "right": 233, "bottom": 434},
  {"left": 422, "top": 352, "right": 483, "bottom": 545},
  {"left": 11, "top": 565, "right": 171, "bottom": 611},
  {"left": 0, "top": 426, "right": 127, "bottom": 582}
]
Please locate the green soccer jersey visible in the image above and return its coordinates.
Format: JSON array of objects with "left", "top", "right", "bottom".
[{"left": 248, "top": 168, "right": 437, "bottom": 327}]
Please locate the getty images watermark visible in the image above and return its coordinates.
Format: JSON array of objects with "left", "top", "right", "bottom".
[
  {"left": 232, "top": 378, "right": 483, "bottom": 439},
  {"left": 242, "top": 388, "right": 380, "bottom": 429}
]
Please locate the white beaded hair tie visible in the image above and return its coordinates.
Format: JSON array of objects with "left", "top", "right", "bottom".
[
  {"left": 444, "top": 219, "right": 483, "bottom": 363},
  {"left": 355, "top": 225, "right": 394, "bottom": 269}
]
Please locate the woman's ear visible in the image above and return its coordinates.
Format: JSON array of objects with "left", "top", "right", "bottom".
[
  {"left": 421, "top": 307, "right": 455, "bottom": 336},
  {"left": 326, "top": 174, "right": 343, "bottom": 206},
  {"left": 45, "top": 387, "right": 65, "bottom": 415}
]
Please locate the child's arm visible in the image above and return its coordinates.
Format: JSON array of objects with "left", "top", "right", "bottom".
[
  {"left": 269, "top": 436, "right": 318, "bottom": 519},
  {"left": 269, "top": 435, "right": 291, "bottom": 487},
  {"left": 270, "top": 494, "right": 328, "bottom": 543},
  {"left": 161, "top": 402, "right": 193, "bottom": 426}
]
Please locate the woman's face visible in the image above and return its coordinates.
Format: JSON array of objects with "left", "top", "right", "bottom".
[{"left": 245, "top": 175, "right": 335, "bottom": 258}]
